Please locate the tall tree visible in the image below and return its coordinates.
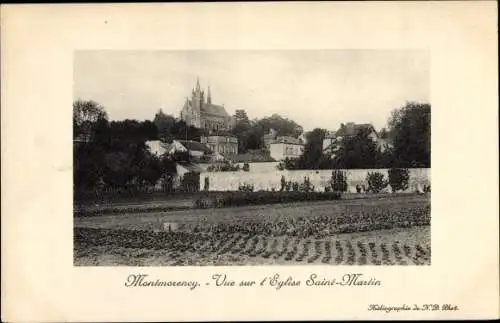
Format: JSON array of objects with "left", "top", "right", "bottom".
[
  {"left": 233, "top": 109, "right": 250, "bottom": 127},
  {"left": 297, "top": 128, "right": 328, "bottom": 169},
  {"left": 388, "top": 101, "right": 431, "bottom": 167},
  {"left": 332, "top": 128, "right": 380, "bottom": 169},
  {"left": 153, "top": 109, "right": 176, "bottom": 140},
  {"left": 73, "top": 99, "right": 108, "bottom": 140},
  {"left": 231, "top": 109, "right": 252, "bottom": 153}
]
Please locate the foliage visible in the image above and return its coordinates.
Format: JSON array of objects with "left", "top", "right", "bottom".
[
  {"left": 388, "top": 168, "right": 410, "bottom": 192},
  {"left": 330, "top": 170, "right": 348, "bottom": 192},
  {"left": 276, "top": 157, "right": 300, "bottom": 170},
  {"left": 153, "top": 110, "right": 176, "bottom": 140},
  {"left": 296, "top": 128, "right": 328, "bottom": 169},
  {"left": 238, "top": 183, "right": 255, "bottom": 192},
  {"left": 331, "top": 127, "right": 380, "bottom": 169},
  {"left": 367, "top": 172, "right": 388, "bottom": 193},
  {"left": 73, "top": 100, "right": 179, "bottom": 197},
  {"left": 195, "top": 191, "right": 341, "bottom": 209},
  {"left": 280, "top": 175, "right": 287, "bottom": 192},
  {"left": 73, "top": 99, "right": 108, "bottom": 141},
  {"left": 180, "top": 172, "right": 200, "bottom": 192},
  {"left": 204, "top": 176, "right": 210, "bottom": 191},
  {"left": 231, "top": 112, "right": 304, "bottom": 152},
  {"left": 388, "top": 101, "right": 431, "bottom": 167},
  {"left": 206, "top": 161, "right": 240, "bottom": 172},
  {"left": 300, "top": 176, "right": 315, "bottom": 193},
  {"left": 242, "top": 162, "right": 250, "bottom": 172}
]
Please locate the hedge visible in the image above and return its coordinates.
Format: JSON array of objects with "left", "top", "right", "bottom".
[{"left": 195, "top": 191, "right": 342, "bottom": 209}]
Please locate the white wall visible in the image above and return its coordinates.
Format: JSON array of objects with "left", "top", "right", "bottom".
[{"left": 200, "top": 168, "right": 430, "bottom": 193}]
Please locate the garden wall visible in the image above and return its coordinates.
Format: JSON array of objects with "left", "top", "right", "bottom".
[{"left": 200, "top": 168, "right": 430, "bottom": 193}]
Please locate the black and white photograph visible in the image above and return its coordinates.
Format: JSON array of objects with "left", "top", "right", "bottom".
[
  {"left": 4, "top": 2, "right": 499, "bottom": 322},
  {"left": 73, "top": 50, "right": 431, "bottom": 266}
]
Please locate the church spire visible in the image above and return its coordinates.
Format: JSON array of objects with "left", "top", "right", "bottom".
[
  {"left": 207, "top": 84, "right": 212, "bottom": 104},
  {"left": 196, "top": 77, "right": 201, "bottom": 91}
]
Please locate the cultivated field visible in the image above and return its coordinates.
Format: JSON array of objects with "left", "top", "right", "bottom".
[{"left": 74, "top": 194, "right": 431, "bottom": 266}]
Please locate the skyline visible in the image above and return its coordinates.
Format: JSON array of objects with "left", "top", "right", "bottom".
[{"left": 74, "top": 50, "right": 429, "bottom": 132}]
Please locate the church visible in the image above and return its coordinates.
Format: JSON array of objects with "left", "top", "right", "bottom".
[{"left": 180, "top": 78, "right": 234, "bottom": 133}]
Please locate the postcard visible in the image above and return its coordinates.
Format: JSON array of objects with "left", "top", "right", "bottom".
[{"left": 1, "top": 2, "right": 498, "bottom": 321}]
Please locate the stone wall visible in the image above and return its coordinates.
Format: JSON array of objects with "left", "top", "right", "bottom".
[{"left": 200, "top": 168, "right": 430, "bottom": 193}]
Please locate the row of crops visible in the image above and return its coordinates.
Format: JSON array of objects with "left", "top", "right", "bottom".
[
  {"left": 74, "top": 228, "right": 430, "bottom": 266},
  {"left": 74, "top": 194, "right": 431, "bottom": 266}
]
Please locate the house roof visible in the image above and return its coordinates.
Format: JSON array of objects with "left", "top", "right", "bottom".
[
  {"left": 145, "top": 140, "right": 170, "bottom": 156},
  {"left": 276, "top": 136, "right": 301, "bottom": 144},
  {"left": 201, "top": 103, "right": 229, "bottom": 118},
  {"left": 334, "top": 123, "right": 375, "bottom": 137},
  {"left": 176, "top": 140, "right": 213, "bottom": 154}
]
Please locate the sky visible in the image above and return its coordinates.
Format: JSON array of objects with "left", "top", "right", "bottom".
[{"left": 74, "top": 50, "right": 429, "bottom": 132}]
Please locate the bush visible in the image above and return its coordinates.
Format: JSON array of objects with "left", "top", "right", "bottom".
[
  {"left": 242, "top": 163, "right": 250, "bottom": 172},
  {"left": 203, "top": 176, "right": 210, "bottom": 191},
  {"left": 367, "top": 172, "right": 388, "bottom": 193},
  {"left": 194, "top": 191, "right": 342, "bottom": 209},
  {"left": 300, "top": 176, "right": 314, "bottom": 193},
  {"left": 388, "top": 168, "right": 409, "bottom": 192},
  {"left": 207, "top": 161, "right": 240, "bottom": 172},
  {"left": 331, "top": 170, "right": 348, "bottom": 192},
  {"left": 238, "top": 183, "right": 255, "bottom": 192},
  {"left": 280, "top": 175, "right": 286, "bottom": 191}
]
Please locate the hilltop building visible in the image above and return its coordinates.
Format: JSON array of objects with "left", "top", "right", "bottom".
[{"left": 180, "top": 78, "right": 234, "bottom": 133}]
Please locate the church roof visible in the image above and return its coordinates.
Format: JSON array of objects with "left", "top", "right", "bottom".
[{"left": 201, "top": 103, "right": 229, "bottom": 118}]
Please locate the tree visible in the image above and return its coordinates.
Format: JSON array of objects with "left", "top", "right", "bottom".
[
  {"left": 379, "top": 128, "right": 389, "bottom": 139},
  {"left": 232, "top": 113, "right": 304, "bottom": 153},
  {"left": 388, "top": 101, "right": 431, "bottom": 167},
  {"left": 233, "top": 109, "right": 250, "bottom": 127},
  {"left": 332, "top": 127, "right": 380, "bottom": 169},
  {"left": 297, "top": 128, "right": 328, "bottom": 169},
  {"left": 153, "top": 109, "right": 176, "bottom": 140},
  {"left": 231, "top": 109, "right": 252, "bottom": 153},
  {"left": 73, "top": 99, "right": 108, "bottom": 140},
  {"left": 256, "top": 114, "right": 303, "bottom": 138}
]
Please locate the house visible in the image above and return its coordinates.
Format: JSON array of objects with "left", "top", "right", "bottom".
[
  {"left": 145, "top": 139, "right": 213, "bottom": 161},
  {"left": 323, "top": 122, "right": 392, "bottom": 157},
  {"left": 169, "top": 140, "right": 213, "bottom": 160},
  {"left": 262, "top": 128, "right": 278, "bottom": 151},
  {"left": 269, "top": 141, "right": 304, "bottom": 161},
  {"left": 145, "top": 140, "right": 170, "bottom": 157},
  {"left": 201, "top": 135, "right": 238, "bottom": 156},
  {"left": 262, "top": 128, "right": 306, "bottom": 152}
]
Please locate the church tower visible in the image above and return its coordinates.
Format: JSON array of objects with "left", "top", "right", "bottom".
[
  {"left": 207, "top": 85, "right": 212, "bottom": 104},
  {"left": 190, "top": 78, "right": 203, "bottom": 128}
]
